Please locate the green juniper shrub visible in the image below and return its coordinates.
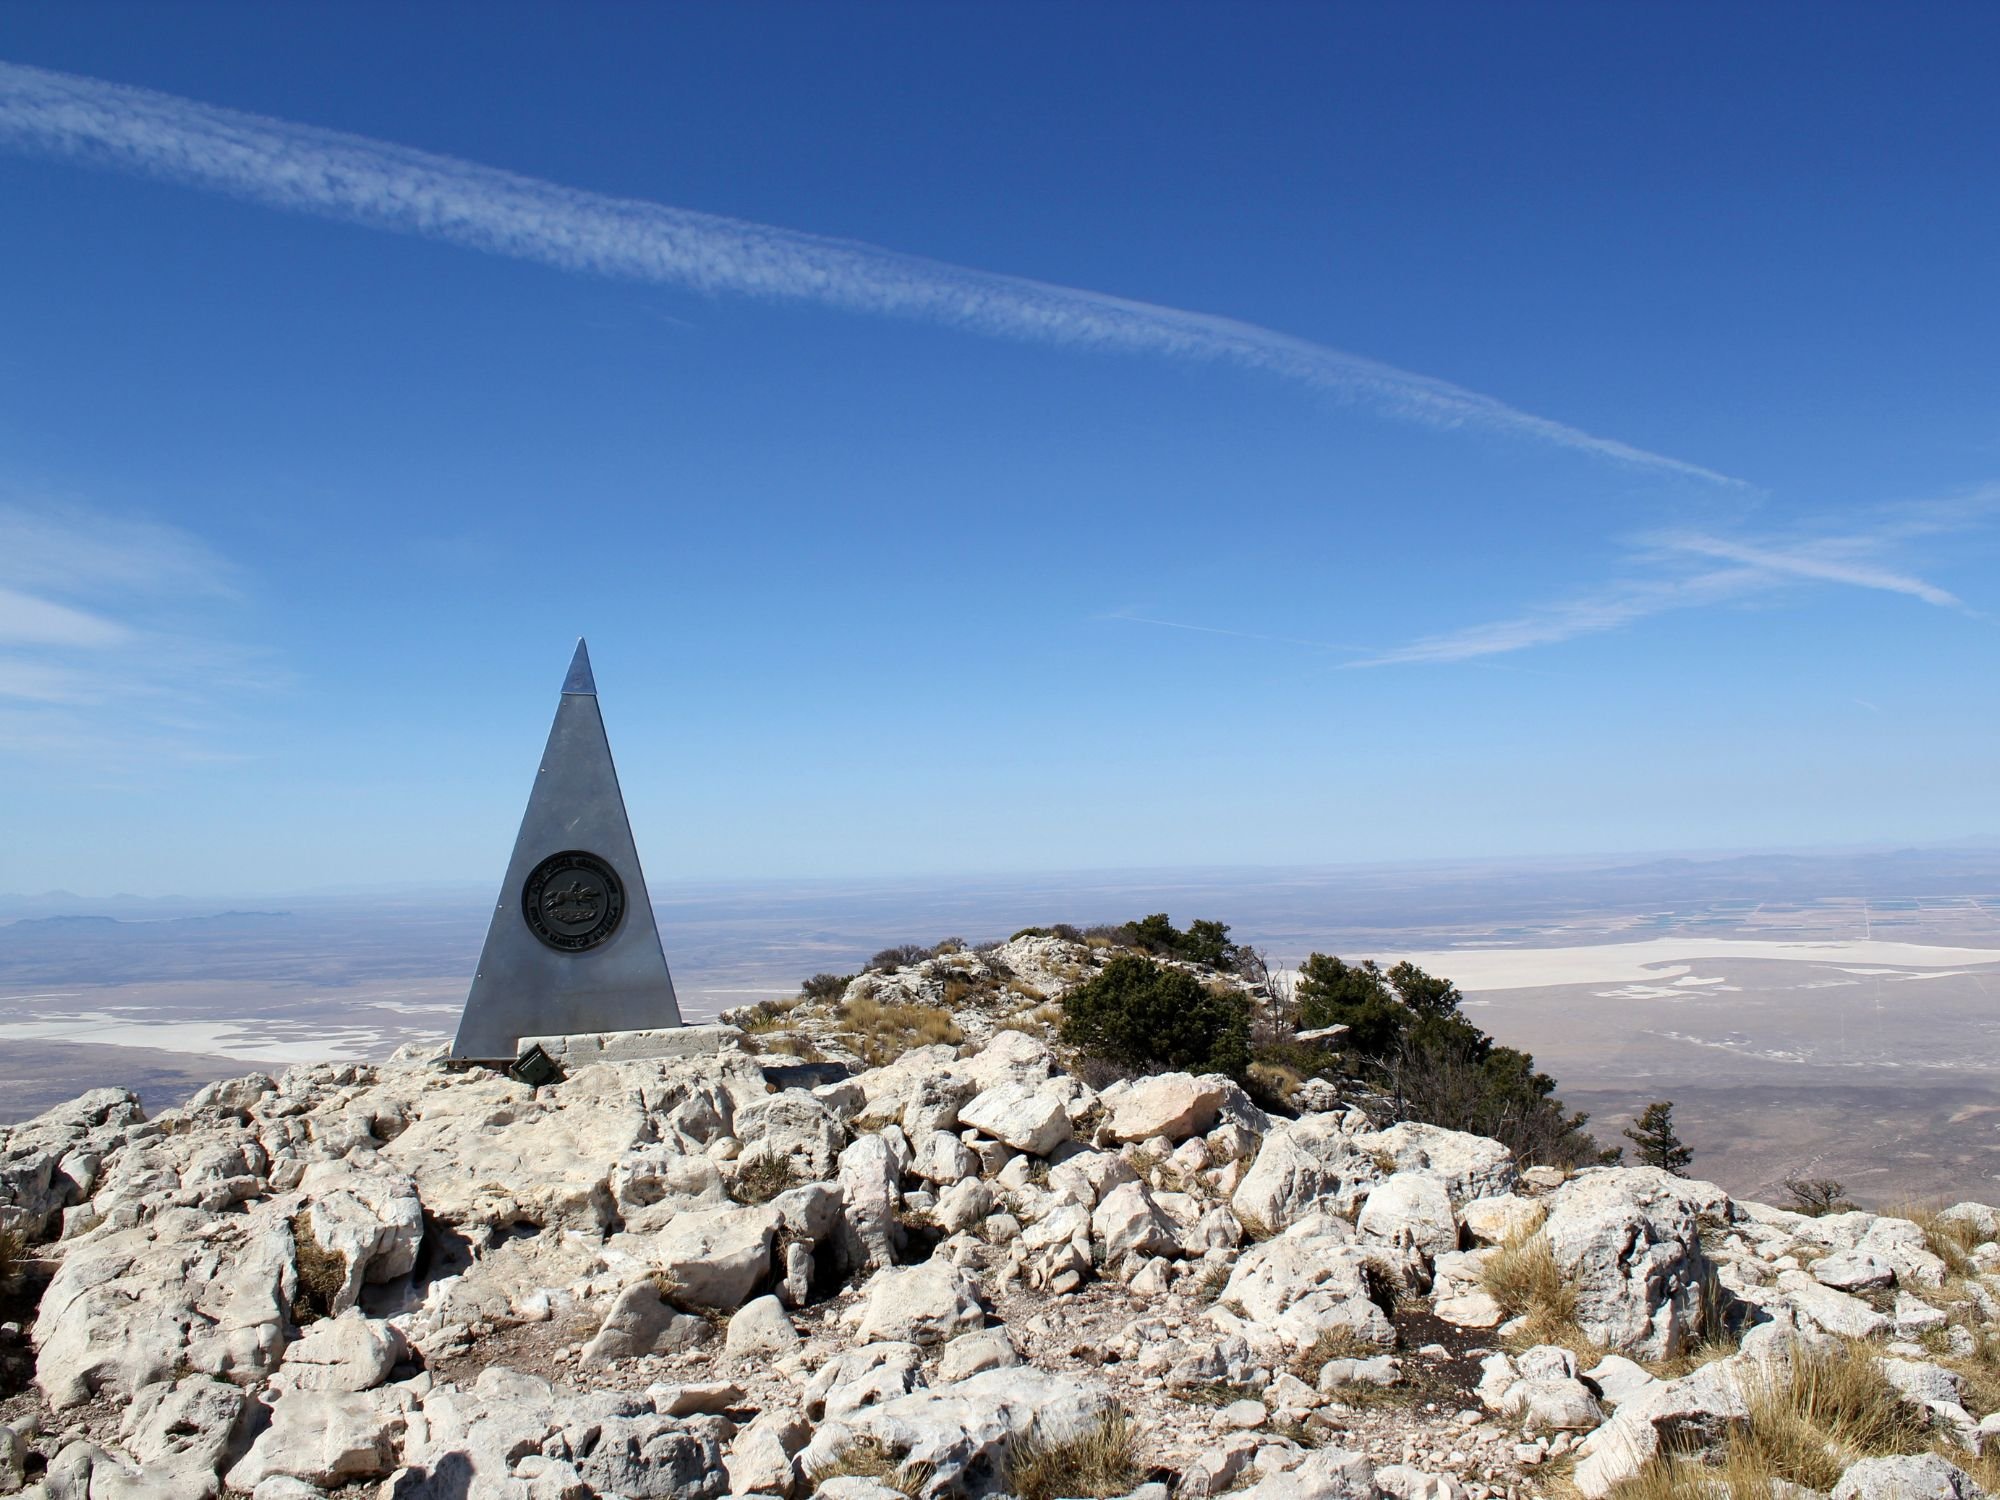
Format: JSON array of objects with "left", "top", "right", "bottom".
[
  {"left": 1059, "top": 954, "right": 1251, "bottom": 1079},
  {"left": 801, "top": 972, "right": 853, "bottom": 1001},
  {"left": 1117, "top": 913, "right": 1243, "bottom": 970},
  {"left": 1293, "top": 952, "right": 1611, "bottom": 1169},
  {"left": 1294, "top": 955, "right": 1409, "bottom": 1055}
]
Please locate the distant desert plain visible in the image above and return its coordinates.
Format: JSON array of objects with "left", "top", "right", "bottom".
[{"left": 5, "top": 844, "right": 2000, "bottom": 1206}]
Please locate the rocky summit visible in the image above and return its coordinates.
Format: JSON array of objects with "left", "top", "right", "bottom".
[{"left": 4, "top": 933, "right": 2000, "bottom": 1500}]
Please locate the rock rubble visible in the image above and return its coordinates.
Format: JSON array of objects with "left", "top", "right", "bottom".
[{"left": 1, "top": 934, "right": 1997, "bottom": 1500}]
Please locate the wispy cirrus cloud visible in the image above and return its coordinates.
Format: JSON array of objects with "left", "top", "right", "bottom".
[
  {"left": 1655, "top": 533, "right": 1964, "bottom": 610},
  {"left": 0, "top": 499, "right": 272, "bottom": 764},
  {"left": 0, "top": 60, "right": 1741, "bottom": 487},
  {"left": 1344, "top": 506, "right": 1980, "bottom": 667}
]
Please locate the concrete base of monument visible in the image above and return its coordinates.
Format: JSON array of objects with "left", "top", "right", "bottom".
[{"left": 515, "top": 1022, "right": 746, "bottom": 1066}]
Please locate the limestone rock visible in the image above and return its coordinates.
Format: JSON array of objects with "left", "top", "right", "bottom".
[
  {"left": 938, "top": 1326, "right": 1020, "bottom": 1382},
  {"left": 580, "top": 1280, "right": 710, "bottom": 1365},
  {"left": 1357, "top": 1170, "right": 1458, "bottom": 1258},
  {"left": 805, "top": 1341, "right": 926, "bottom": 1421},
  {"left": 1541, "top": 1168, "right": 1711, "bottom": 1359},
  {"left": 1101, "top": 1073, "right": 1230, "bottom": 1143},
  {"left": 726, "top": 1294, "right": 801, "bottom": 1358},
  {"left": 1353, "top": 1122, "right": 1516, "bottom": 1205},
  {"left": 1091, "top": 1180, "right": 1180, "bottom": 1265},
  {"left": 279, "top": 1308, "right": 406, "bottom": 1392},
  {"left": 1813, "top": 1248, "right": 1895, "bottom": 1292},
  {"left": 35, "top": 1206, "right": 293, "bottom": 1408},
  {"left": 1779, "top": 1269, "right": 1892, "bottom": 1340},
  {"left": 1236, "top": 1446, "right": 1379, "bottom": 1500},
  {"left": 651, "top": 1203, "right": 779, "bottom": 1309},
  {"left": 798, "top": 1367, "right": 1111, "bottom": 1495},
  {"left": 734, "top": 1093, "right": 847, "bottom": 1181},
  {"left": 835, "top": 1133, "right": 904, "bottom": 1276},
  {"left": 1831, "top": 1453, "right": 1988, "bottom": 1499},
  {"left": 1461, "top": 1193, "right": 1545, "bottom": 1246},
  {"left": 0, "top": 1087, "right": 143, "bottom": 1240},
  {"left": 119, "top": 1375, "right": 247, "bottom": 1493},
  {"left": 1232, "top": 1117, "right": 1382, "bottom": 1233},
  {"left": 855, "top": 1260, "right": 987, "bottom": 1346},
  {"left": 958, "top": 1081, "right": 1073, "bottom": 1156},
  {"left": 725, "top": 1406, "right": 809, "bottom": 1498},
  {"left": 225, "top": 1388, "right": 409, "bottom": 1488},
  {"left": 294, "top": 1160, "right": 423, "bottom": 1311},
  {"left": 1215, "top": 1214, "right": 1396, "bottom": 1354}
]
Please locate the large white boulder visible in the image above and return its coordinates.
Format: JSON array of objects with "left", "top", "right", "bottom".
[
  {"left": 1101, "top": 1073, "right": 1230, "bottom": 1143},
  {"left": 34, "top": 1206, "right": 293, "bottom": 1408},
  {"left": 293, "top": 1161, "right": 424, "bottom": 1312},
  {"left": 1832, "top": 1454, "right": 1989, "bottom": 1500},
  {"left": 118, "top": 1375, "right": 248, "bottom": 1493},
  {"left": 1571, "top": 1355, "right": 1752, "bottom": 1497},
  {"left": 225, "top": 1388, "right": 411, "bottom": 1489},
  {"left": 1232, "top": 1117, "right": 1382, "bottom": 1232},
  {"left": 1353, "top": 1122, "right": 1516, "bottom": 1205},
  {"left": 0, "top": 1087, "right": 144, "bottom": 1239},
  {"left": 836, "top": 1132, "right": 905, "bottom": 1275},
  {"left": 1091, "top": 1180, "right": 1181, "bottom": 1265},
  {"left": 651, "top": 1203, "right": 779, "bottom": 1309},
  {"left": 855, "top": 1261, "right": 988, "bottom": 1346},
  {"left": 1236, "top": 1447, "right": 1379, "bottom": 1500},
  {"left": 278, "top": 1308, "right": 406, "bottom": 1392},
  {"left": 1778, "top": 1269, "right": 1892, "bottom": 1340},
  {"left": 798, "top": 1367, "right": 1111, "bottom": 1495},
  {"left": 1357, "top": 1171, "right": 1458, "bottom": 1258},
  {"left": 958, "top": 1081, "right": 1073, "bottom": 1156},
  {"left": 1213, "top": 1214, "right": 1397, "bottom": 1354},
  {"left": 1541, "top": 1168, "right": 1712, "bottom": 1359}
]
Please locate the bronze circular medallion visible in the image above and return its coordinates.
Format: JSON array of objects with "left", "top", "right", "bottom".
[{"left": 521, "top": 850, "right": 625, "bottom": 952}]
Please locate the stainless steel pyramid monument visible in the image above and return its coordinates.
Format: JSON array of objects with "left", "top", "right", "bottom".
[{"left": 452, "top": 639, "right": 683, "bottom": 1059}]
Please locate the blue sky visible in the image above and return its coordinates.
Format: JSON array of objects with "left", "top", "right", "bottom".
[{"left": 2, "top": 3, "right": 1997, "bottom": 896}]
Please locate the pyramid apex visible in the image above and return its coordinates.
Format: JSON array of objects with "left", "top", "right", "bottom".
[{"left": 561, "top": 638, "right": 596, "bottom": 696}]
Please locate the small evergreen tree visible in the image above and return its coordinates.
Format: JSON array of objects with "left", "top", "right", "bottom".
[
  {"left": 1059, "top": 954, "right": 1251, "bottom": 1079},
  {"left": 1295, "top": 955, "right": 1406, "bottom": 1055},
  {"left": 1623, "top": 1101, "right": 1693, "bottom": 1175}
]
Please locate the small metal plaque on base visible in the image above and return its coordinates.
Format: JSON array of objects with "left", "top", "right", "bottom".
[
  {"left": 506, "top": 1043, "right": 564, "bottom": 1088},
  {"left": 451, "top": 640, "right": 685, "bottom": 1060}
]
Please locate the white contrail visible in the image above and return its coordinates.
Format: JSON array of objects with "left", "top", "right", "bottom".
[{"left": 0, "top": 61, "right": 1741, "bottom": 486}]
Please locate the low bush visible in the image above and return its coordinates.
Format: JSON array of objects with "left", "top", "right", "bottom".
[
  {"left": 866, "top": 943, "right": 936, "bottom": 973},
  {"left": 1058, "top": 954, "right": 1251, "bottom": 1079},
  {"left": 800, "top": 972, "right": 852, "bottom": 1002}
]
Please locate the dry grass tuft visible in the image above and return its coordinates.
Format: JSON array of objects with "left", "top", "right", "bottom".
[
  {"left": 1900, "top": 1201, "right": 1987, "bottom": 1280},
  {"left": 0, "top": 1223, "right": 25, "bottom": 1291},
  {"left": 1007, "top": 1413, "right": 1142, "bottom": 1500},
  {"left": 835, "top": 997, "right": 964, "bottom": 1066},
  {"left": 289, "top": 1211, "right": 347, "bottom": 1326},
  {"left": 809, "top": 1438, "right": 932, "bottom": 1497},
  {"left": 1608, "top": 1339, "right": 1934, "bottom": 1498},
  {"left": 730, "top": 1154, "right": 800, "bottom": 1205},
  {"left": 1943, "top": 1322, "right": 2000, "bottom": 1418},
  {"left": 1482, "top": 1231, "right": 1599, "bottom": 1356}
]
